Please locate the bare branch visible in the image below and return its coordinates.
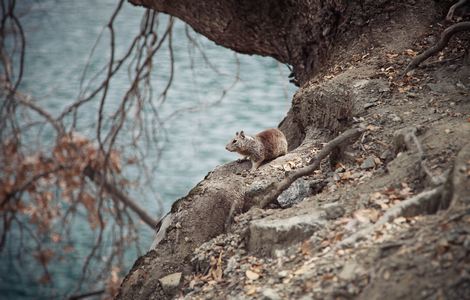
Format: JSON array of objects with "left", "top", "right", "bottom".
[
  {"left": 1, "top": 79, "right": 65, "bottom": 135},
  {"left": 84, "top": 166, "right": 159, "bottom": 229}
]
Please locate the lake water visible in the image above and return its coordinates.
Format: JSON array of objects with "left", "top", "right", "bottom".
[{"left": 0, "top": 1, "right": 295, "bottom": 298}]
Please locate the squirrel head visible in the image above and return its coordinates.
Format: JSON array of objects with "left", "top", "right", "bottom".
[{"left": 225, "top": 131, "right": 247, "bottom": 152}]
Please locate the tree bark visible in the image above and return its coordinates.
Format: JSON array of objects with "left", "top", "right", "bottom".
[{"left": 129, "top": 0, "right": 394, "bottom": 85}]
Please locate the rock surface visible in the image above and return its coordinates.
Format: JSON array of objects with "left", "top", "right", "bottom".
[
  {"left": 248, "top": 212, "right": 325, "bottom": 256},
  {"left": 158, "top": 272, "right": 182, "bottom": 294}
]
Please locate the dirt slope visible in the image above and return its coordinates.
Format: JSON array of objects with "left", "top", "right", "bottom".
[
  {"left": 174, "top": 8, "right": 470, "bottom": 300},
  {"left": 117, "top": 2, "right": 470, "bottom": 299}
]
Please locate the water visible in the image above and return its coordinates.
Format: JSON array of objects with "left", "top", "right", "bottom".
[{"left": 0, "top": 1, "right": 295, "bottom": 298}]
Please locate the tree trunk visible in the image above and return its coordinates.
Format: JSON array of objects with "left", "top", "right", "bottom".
[{"left": 130, "top": 0, "right": 394, "bottom": 85}]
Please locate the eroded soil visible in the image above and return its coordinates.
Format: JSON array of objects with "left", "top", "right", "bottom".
[{"left": 177, "top": 12, "right": 470, "bottom": 300}]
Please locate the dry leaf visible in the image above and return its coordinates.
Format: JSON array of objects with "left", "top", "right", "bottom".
[
  {"left": 404, "top": 49, "right": 418, "bottom": 56},
  {"left": 300, "top": 240, "right": 312, "bottom": 256},
  {"left": 245, "top": 285, "right": 257, "bottom": 295},
  {"left": 294, "top": 265, "right": 309, "bottom": 275},
  {"left": 246, "top": 270, "right": 260, "bottom": 280},
  {"left": 393, "top": 216, "right": 406, "bottom": 224},
  {"left": 366, "top": 124, "right": 380, "bottom": 131},
  {"left": 340, "top": 171, "right": 353, "bottom": 181}
]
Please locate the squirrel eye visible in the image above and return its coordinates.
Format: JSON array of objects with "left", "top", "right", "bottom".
[{"left": 232, "top": 140, "right": 236, "bottom": 144}]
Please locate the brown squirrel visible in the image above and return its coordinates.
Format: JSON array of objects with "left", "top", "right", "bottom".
[{"left": 225, "top": 128, "right": 288, "bottom": 171}]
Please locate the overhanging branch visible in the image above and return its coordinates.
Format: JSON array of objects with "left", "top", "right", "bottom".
[{"left": 84, "top": 166, "right": 159, "bottom": 229}]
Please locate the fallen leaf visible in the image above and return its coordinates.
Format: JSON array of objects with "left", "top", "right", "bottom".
[
  {"left": 366, "top": 124, "right": 380, "bottom": 131},
  {"left": 404, "top": 49, "right": 418, "bottom": 56},
  {"left": 393, "top": 216, "right": 407, "bottom": 224},
  {"left": 300, "top": 240, "right": 312, "bottom": 256},
  {"left": 294, "top": 265, "right": 309, "bottom": 275},
  {"left": 245, "top": 285, "right": 257, "bottom": 295},
  {"left": 246, "top": 270, "right": 260, "bottom": 281}
]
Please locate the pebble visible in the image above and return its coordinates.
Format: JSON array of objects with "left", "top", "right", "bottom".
[
  {"left": 380, "top": 149, "right": 393, "bottom": 160},
  {"left": 277, "top": 270, "right": 289, "bottom": 278},
  {"left": 388, "top": 114, "right": 402, "bottom": 122},
  {"left": 360, "top": 157, "right": 376, "bottom": 170},
  {"left": 262, "top": 288, "right": 281, "bottom": 300},
  {"left": 158, "top": 272, "right": 182, "bottom": 293},
  {"left": 378, "top": 85, "right": 391, "bottom": 93}
]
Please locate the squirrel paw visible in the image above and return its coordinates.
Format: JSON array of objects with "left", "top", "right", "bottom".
[{"left": 237, "top": 157, "right": 249, "bottom": 163}]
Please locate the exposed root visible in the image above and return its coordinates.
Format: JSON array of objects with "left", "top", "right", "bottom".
[
  {"left": 446, "top": 0, "right": 470, "bottom": 21},
  {"left": 448, "top": 142, "right": 470, "bottom": 212},
  {"left": 403, "top": 21, "right": 470, "bottom": 74},
  {"left": 393, "top": 127, "right": 446, "bottom": 186},
  {"left": 338, "top": 186, "right": 444, "bottom": 248},
  {"left": 249, "top": 127, "right": 366, "bottom": 209},
  {"left": 340, "top": 141, "right": 470, "bottom": 248}
]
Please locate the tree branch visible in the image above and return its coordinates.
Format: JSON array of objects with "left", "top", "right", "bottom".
[
  {"left": 84, "top": 166, "right": 159, "bottom": 229},
  {"left": 1, "top": 79, "right": 65, "bottom": 135}
]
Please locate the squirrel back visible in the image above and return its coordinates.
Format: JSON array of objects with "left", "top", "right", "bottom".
[{"left": 225, "top": 128, "right": 288, "bottom": 170}]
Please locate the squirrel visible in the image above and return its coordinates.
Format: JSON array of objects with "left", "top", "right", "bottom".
[{"left": 225, "top": 128, "right": 288, "bottom": 171}]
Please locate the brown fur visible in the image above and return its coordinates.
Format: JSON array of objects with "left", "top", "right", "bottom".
[{"left": 225, "top": 128, "right": 288, "bottom": 171}]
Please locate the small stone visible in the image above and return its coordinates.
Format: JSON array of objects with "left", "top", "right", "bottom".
[
  {"left": 158, "top": 272, "right": 182, "bottom": 294},
  {"left": 333, "top": 173, "right": 341, "bottom": 182},
  {"left": 364, "top": 102, "right": 376, "bottom": 109},
  {"left": 425, "top": 35, "right": 437, "bottom": 44},
  {"left": 378, "top": 85, "right": 391, "bottom": 93},
  {"left": 456, "top": 81, "right": 466, "bottom": 89},
  {"left": 353, "top": 79, "right": 369, "bottom": 89},
  {"left": 463, "top": 237, "right": 470, "bottom": 250},
  {"left": 277, "top": 178, "right": 312, "bottom": 208},
  {"left": 277, "top": 270, "right": 289, "bottom": 278},
  {"left": 380, "top": 149, "right": 393, "bottom": 160},
  {"left": 322, "top": 203, "right": 346, "bottom": 220},
  {"left": 262, "top": 288, "right": 281, "bottom": 300},
  {"left": 360, "top": 157, "right": 376, "bottom": 170},
  {"left": 388, "top": 114, "right": 402, "bottom": 122}
]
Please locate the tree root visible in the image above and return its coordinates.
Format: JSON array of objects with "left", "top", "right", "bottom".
[
  {"left": 248, "top": 127, "right": 365, "bottom": 209},
  {"left": 340, "top": 141, "right": 470, "bottom": 248},
  {"left": 447, "top": 0, "right": 470, "bottom": 21},
  {"left": 338, "top": 186, "right": 444, "bottom": 248},
  {"left": 403, "top": 21, "right": 470, "bottom": 74},
  {"left": 393, "top": 127, "right": 446, "bottom": 186}
]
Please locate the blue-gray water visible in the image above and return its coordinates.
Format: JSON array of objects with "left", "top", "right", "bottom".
[{"left": 0, "top": 1, "right": 295, "bottom": 298}]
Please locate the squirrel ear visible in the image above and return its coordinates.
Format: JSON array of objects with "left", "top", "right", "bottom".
[
  {"left": 235, "top": 131, "right": 239, "bottom": 136},
  {"left": 240, "top": 131, "right": 245, "bottom": 138}
]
